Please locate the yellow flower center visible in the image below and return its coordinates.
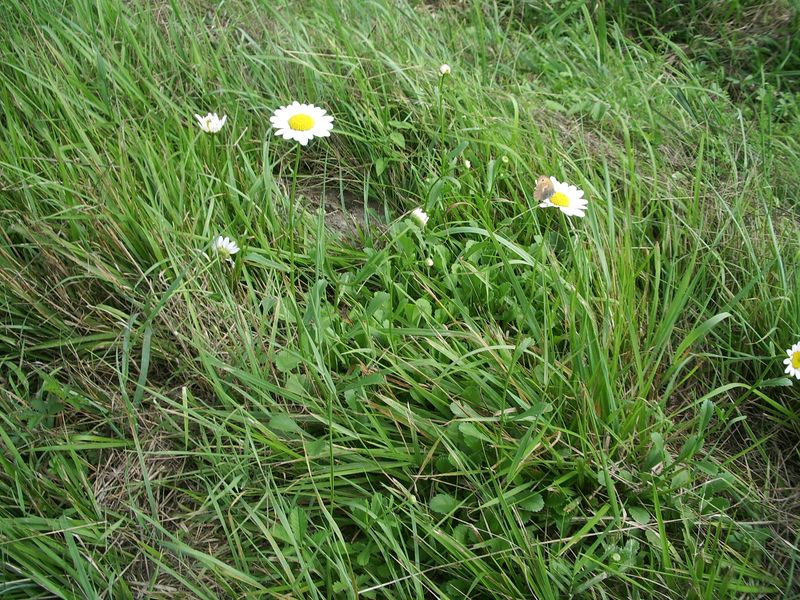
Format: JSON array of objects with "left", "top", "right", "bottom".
[
  {"left": 792, "top": 351, "right": 800, "bottom": 369},
  {"left": 550, "top": 191, "right": 570, "bottom": 207},
  {"left": 288, "top": 114, "right": 314, "bottom": 131}
]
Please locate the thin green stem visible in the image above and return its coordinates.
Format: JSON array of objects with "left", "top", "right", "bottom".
[
  {"left": 438, "top": 73, "right": 446, "bottom": 174},
  {"left": 288, "top": 144, "right": 302, "bottom": 276}
]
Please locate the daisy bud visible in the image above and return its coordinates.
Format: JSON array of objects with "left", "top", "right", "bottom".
[
  {"left": 195, "top": 112, "right": 227, "bottom": 133},
  {"left": 410, "top": 207, "right": 429, "bottom": 228}
]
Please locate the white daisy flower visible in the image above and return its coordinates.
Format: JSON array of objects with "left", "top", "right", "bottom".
[
  {"left": 439, "top": 64, "right": 451, "bottom": 76},
  {"left": 425, "top": 257, "right": 434, "bottom": 267},
  {"left": 783, "top": 341, "right": 800, "bottom": 380},
  {"left": 411, "top": 207, "right": 429, "bottom": 228},
  {"left": 269, "top": 101, "right": 334, "bottom": 146},
  {"left": 213, "top": 236, "right": 239, "bottom": 260},
  {"left": 537, "top": 176, "right": 588, "bottom": 218},
  {"left": 195, "top": 112, "right": 227, "bottom": 133}
]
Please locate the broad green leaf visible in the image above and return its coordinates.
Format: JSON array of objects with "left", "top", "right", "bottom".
[
  {"left": 628, "top": 506, "right": 650, "bottom": 525},
  {"left": 698, "top": 398, "right": 714, "bottom": 432},
  {"left": 269, "top": 414, "right": 304, "bottom": 436},
  {"left": 430, "top": 493, "right": 459, "bottom": 515},
  {"left": 514, "top": 402, "right": 553, "bottom": 421},
  {"left": 389, "top": 131, "right": 405, "bottom": 148},
  {"left": 275, "top": 350, "right": 302, "bottom": 373},
  {"left": 458, "top": 422, "right": 494, "bottom": 444},
  {"left": 519, "top": 493, "right": 544, "bottom": 513}
]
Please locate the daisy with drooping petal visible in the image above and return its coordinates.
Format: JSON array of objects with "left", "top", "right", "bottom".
[
  {"left": 411, "top": 207, "right": 429, "bottom": 228},
  {"left": 439, "top": 64, "right": 451, "bottom": 76},
  {"left": 213, "top": 236, "right": 239, "bottom": 260},
  {"left": 270, "top": 102, "right": 334, "bottom": 146},
  {"left": 537, "top": 176, "right": 588, "bottom": 218},
  {"left": 783, "top": 341, "right": 800, "bottom": 380},
  {"left": 195, "top": 112, "right": 227, "bottom": 133}
]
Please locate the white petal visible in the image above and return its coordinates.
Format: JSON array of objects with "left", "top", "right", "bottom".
[{"left": 563, "top": 207, "right": 585, "bottom": 217}]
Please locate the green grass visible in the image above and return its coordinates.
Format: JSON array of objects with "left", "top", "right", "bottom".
[{"left": 1, "top": 0, "right": 799, "bottom": 598}]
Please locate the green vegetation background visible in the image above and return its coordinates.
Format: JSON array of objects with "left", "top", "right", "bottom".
[{"left": 1, "top": 0, "right": 799, "bottom": 598}]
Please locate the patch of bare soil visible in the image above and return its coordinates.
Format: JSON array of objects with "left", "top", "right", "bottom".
[{"left": 302, "top": 186, "right": 385, "bottom": 240}]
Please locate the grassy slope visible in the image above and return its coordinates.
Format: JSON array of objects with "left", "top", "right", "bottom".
[{"left": 1, "top": 0, "right": 799, "bottom": 598}]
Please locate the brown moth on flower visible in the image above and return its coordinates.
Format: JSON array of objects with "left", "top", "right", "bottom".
[
  {"left": 533, "top": 175, "right": 555, "bottom": 202},
  {"left": 536, "top": 176, "right": 588, "bottom": 218}
]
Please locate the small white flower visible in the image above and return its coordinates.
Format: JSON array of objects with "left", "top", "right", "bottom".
[
  {"left": 537, "top": 176, "right": 588, "bottom": 218},
  {"left": 501, "top": 155, "right": 509, "bottom": 164},
  {"left": 195, "top": 112, "right": 227, "bottom": 133},
  {"left": 783, "top": 341, "right": 800, "bottom": 380},
  {"left": 439, "top": 64, "right": 451, "bottom": 76},
  {"left": 410, "top": 207, "right": 429, "bottom": 228},
  {"left": 213, "top": 236, "right": 239, "bottom": 260},
  {"left": 425, "top": 257, "right": 434, "bottom": 267},
  {"left": 463, "top": 159, "right": 471, "bottom": 169},
  {"left": 270, "top": 101, "right": 334, "bottom": 146}
]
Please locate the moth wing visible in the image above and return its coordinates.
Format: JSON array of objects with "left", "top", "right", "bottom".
[{"left": 534, "top": 176, "right": 554, "bottom": 201}]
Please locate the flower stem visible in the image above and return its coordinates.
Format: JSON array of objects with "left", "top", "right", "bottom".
[
  {"left": 437, "top": 75, "right": 446, "bottom": 173},
  {"left": 288, "top": 144, "right": 301, "bottom": 263}
]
